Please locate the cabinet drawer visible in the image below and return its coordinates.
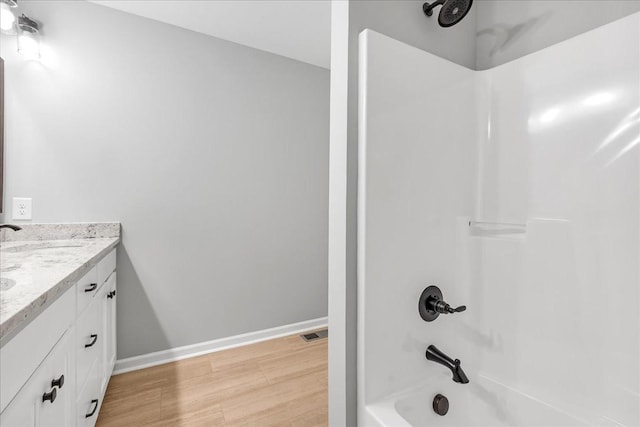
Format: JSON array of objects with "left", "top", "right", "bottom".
[
  {"left": 76, "top": 299, "right": 102, "bottom": 390},
  {"left": 97, "top": 249, "right": 116, "bottom": 286},
  {"left": 77, "top": 359, "right": 101, "bottom": 427},
  {"left": 76, "top": 267, "right": 99, "bottom": 316},
  {"left": 0, "top": 289, "right": 75, "bottom": 413}
]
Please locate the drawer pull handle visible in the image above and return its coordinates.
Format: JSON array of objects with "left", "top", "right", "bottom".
[
  {"left": 51, "top": 374, "right": 64, "bottom": 389},
  {"left": 42, "top": 388, "right": 57, "bottom": 404},
  {"left": 85, "top": 283, "right": 98, "bottom": 293},
  {"left": 85, "top": 399, "right": 99, "bottom": 418},
  {"left": 85, "top": 334, "right": 98, "bottom": 348},
  {"left": 107, "top": 290, "right": 116, "bottom": 299}
]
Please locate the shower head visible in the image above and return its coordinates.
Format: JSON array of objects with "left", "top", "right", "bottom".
[{"left": 423, "top": 0, "right": 473, "bottom": 27}]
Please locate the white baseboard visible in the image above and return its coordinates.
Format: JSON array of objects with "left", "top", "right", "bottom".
[{"left": 113, "top": 317, "right": 328, "bottom": 375}]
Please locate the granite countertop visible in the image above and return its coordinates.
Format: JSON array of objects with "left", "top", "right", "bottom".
[{"left": 0, "top": 223, "right": 120, "bottom": 346}]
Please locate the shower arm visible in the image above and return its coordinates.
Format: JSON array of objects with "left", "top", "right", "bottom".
[{"left": 423, "top": 0, "right": 445, "bottom": 16}]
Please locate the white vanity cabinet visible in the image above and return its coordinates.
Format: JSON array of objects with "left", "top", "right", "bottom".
[{"left": 0, "top": 248, "right": 117, "bottom": 427}]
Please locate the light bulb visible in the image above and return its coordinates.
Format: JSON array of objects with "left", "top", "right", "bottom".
[
  {"left": 0, "top": 1, "right": 16, "bottom": 33},
  {"left": 17, "top": 14, "right": 40, "bottom": 58},
  {"left": 17, "top": 32, "right": 39, "bottom": 57}
]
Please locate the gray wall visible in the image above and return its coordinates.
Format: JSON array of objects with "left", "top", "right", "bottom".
[
  {"left": 328, "top": 2, "right": 477, "bottom": 425},
  {"left": 476, "top": 0, "right": 640, "bottom": 69},
  {"left": 0, "top": 1, "right": 329, "bottom": 359}
]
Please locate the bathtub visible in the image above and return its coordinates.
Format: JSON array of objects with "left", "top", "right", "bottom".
[{"left": 362, "top": 371, "right": 589, "bottom": 427}]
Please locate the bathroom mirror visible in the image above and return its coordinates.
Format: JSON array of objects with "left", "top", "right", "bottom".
[{"left": 0, "top": 57, "right": 4, "bottom": 213}]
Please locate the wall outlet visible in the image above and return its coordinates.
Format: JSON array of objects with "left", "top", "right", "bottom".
[{"left": 12, "top": 197, "right": 32, "bottom": 220}]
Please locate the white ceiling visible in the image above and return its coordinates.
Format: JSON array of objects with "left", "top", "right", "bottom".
[{"left": 90, "top": 0, "right": 331, "bottom": 69}]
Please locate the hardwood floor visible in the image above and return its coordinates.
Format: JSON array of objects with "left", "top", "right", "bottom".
[{"left": 96, "top": 332, "right": 328, "bottom": 427}]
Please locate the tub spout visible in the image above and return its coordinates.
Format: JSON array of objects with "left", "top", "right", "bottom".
[{"left": 425, "top": 345, "right": 469, "bottom": 384}]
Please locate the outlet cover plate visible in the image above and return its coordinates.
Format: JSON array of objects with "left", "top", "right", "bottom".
[{"left": 12, "top": 197, "right": 32, "bottom": 220}]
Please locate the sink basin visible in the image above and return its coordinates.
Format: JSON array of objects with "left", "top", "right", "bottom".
[
  {"left": 1, "top": 278, "right": 16, "bottom": 291},
  {"left": 2, "top": 242, "right": 85, "bottom": 253}
]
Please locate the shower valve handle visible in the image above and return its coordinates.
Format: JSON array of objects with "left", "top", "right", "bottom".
[
  {"left": 419, "top": 285, "right": 467, "bottom": 322},
  {"left": 433, "top": 300, "right": 466, "bottom": 314}
]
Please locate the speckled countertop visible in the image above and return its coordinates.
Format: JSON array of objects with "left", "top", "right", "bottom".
[{"left": 0, "top": 223, "right": 120, "bottom": 346}]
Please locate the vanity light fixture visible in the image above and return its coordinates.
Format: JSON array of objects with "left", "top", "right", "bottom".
[
  {"left": 16, "top": 13, "right": 40, "bottom": 58},
  {"left": 0, "top": 0, "right": 17, "bottom": 33}
]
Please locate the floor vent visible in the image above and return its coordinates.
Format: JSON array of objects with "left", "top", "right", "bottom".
[{"left": 301, "top": 329, "right": 328, "bottom": 342}]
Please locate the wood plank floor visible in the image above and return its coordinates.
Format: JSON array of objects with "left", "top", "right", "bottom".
[{"left": 96, "top": 331, "right": 327, "bottom": 427}]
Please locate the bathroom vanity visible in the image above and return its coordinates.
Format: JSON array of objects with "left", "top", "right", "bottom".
[{"left": 0, "top": 223, "right": 120, "bottom": 427}]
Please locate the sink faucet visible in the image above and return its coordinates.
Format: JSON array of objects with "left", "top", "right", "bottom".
[
  {"left": 0, "top": 224, "right": 22, "bottom": 232},
  {"left": 425, "top": 345, "right": 469, "bottom": 384}
]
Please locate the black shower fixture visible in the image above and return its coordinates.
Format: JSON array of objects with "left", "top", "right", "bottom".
[
  {"left": 423, "top": 0, "right": 473, "bottom": 27},
  {"left": 419, "top": 285, "right": 466, "bottom": 322}
]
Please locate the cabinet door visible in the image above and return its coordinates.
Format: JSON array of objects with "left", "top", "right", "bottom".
[
  {"left": 38, "top": 330, "right": 74, "bottom": 427},
  {"left": 0, "top": 331, "right": 74, "bottom": 427},
  {"left": 97, "top": 283, "right": 108, "bottom": 394},
  {"left": 0, "top": 381, "right": 37, "bottom": 427},
  {"left": 103, "top": 273, "right": 117, "bottom": 384}
]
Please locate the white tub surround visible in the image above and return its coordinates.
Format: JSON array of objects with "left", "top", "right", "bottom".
[
  {"left": 0, "top": 223, "right": 120, "bottom": 345},
  {"left": 358, "top": 12, "right": 639, "bottom": 427}
]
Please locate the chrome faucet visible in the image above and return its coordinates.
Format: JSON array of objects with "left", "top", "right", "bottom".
[
  {"left": 0, "top": 224, "right": 22, "bottom": 232},
  {"left": 425, "top": 345, "right": 469, "bottom": 384}
]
